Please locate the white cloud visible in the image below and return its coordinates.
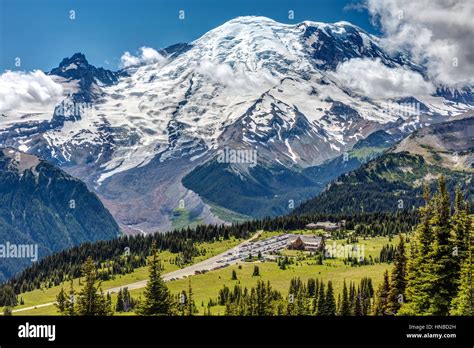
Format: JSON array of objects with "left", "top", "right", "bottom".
[
  {"left": 120, "top": 47, "right": 166, "bottom": 68},
  {"left": 196, "top": 60, "right": 278, "bottom": 91},
  {"left": 366, "top": 0, "right": 474, "bottom": 87},
  {"left": 0, "top": 70, "right": 64, "bottom": 113},
  {"left": 332, "top": 58, "right": 434, "bottom": 99}
]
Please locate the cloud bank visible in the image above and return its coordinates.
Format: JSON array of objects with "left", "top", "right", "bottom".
[
  {"left": 120, "top": 47, "right": 166, "bottom": 68},
  {"left": 197, "top": 60, "right": 278, "bottom": 91},
  {"left": 0, "top": 70, "right": 64, "bottom": 113},
  {"left": 332, "top": 58, "right": 434, "bottom": 99},
  {"left": 366, "top": 0, "right": 474, "bottom": 87}
]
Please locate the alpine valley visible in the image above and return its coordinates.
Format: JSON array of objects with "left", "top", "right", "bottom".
[{"left": 1, "top": 16, "right": 473, "bottom": 235}]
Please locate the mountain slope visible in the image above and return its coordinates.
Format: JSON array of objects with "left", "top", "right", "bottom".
[
  {"left": 294, "top": 116, "right": 474, "bottom": 215},
  {"left": 183, "top": 129, "right": 401, "bottom": 217},
  {"left": 0, "top": 148, "right": 120, "bottom": 282},
  {"left": 2, "top": 16, "right": 474, "bottom": 230}
]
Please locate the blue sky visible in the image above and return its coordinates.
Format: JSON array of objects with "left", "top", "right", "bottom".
[{"left": 0, "top": 0, "right": 375, "bottom": 72}]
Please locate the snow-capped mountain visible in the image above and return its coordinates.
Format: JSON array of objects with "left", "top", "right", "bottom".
[{"left": 1, "top": 16, "right": 473, "bottom": 232}]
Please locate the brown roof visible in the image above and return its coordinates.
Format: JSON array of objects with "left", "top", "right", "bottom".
[{"left": 288, "top": 234, "right": 323, "bottom": 245}]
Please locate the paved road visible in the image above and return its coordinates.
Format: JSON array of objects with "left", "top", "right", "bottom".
[{"left": 7, "top": 231, "right": 262, "bottom": 314}]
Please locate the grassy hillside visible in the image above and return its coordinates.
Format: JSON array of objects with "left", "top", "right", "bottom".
[{"left": 1, "top": 234, "right": 395, "bottom": 315}]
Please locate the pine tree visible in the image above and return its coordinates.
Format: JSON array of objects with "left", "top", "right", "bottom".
[
  {"left": 325, "top": 281, "right": 336, "bottom": 316},
  {"left": 388, "top": 235, "right": 407, "bottom": 314},
  {"left": 186, "top": 278, "right": 195, "bottom": 316},
  {"left": 399, "top": 184, "right": 435, "bottom": 315},
  {"left": 349, "top": 282, "right": 356, "bottom": 315},
  {"left": 451, "top": 222, "right": 473, "bottom": 315},
  {"left": 252, "top": 265, "right": 260, "bottom": 277},
  {"left": 399, "top": 180, "right": 472, "bottom": 315},
  {"left": 316, "top": 282, "right": 326, "bottom": 316},
  {"left": 339, "top": 280, "right": 351, "bottom": 316},
  {"left": 453, "top": 187, "right": 470, "bottom": 257},
  {"left": 429, "top": 176, "right": 458, "bottom": 315},
  {"left": 360, "top": 277, "right": 374, "bottom": 315},
  {"left": 374, "top": 270, "right": 390, "bottom": 315},
  {"left": 65, "top": 280, "right": 75, "bottom": 316},
  {"left": 76, "top": 257, "right": 112, "bottom": 316},
  {"left": 231, "top": 270, "right": 238, "bottom": 280},
  {"left": 354, "top": 289, "right": 363, "bottom": 316},
  {"left": 116, "top": 289, "right": 124, "bottom": 312},
  {"left": 136, "top": 241, "right": 172, "bottom": 315},
  {"left": 56, "top": 287, "right": 67, "bottom": 314}
]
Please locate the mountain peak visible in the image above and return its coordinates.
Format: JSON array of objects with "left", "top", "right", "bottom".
[
  {"left": 57, "top": 52, "right": 89, "bottom": 70},
  {"left": 49, "top": 52, "right": 119, "bottom": 101},
  {"left": 226, "top": 15, "right": 278, "bottom": 24},
  {"left": 69, "top": 52, "right": 88, "bottom": 63}
]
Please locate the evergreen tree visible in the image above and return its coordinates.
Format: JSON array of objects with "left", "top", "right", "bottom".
[
  {"left": 55, "top": 287, "right": 67, "bottom": 314},
  {"left": 374, "top": 271, "right": 390, "bottom": 315},
  {"left": 339, "top": 280, "right": 351, "bottom": 316},
  {"left": 316, "top": 282, "right": 326, "bottom": 316},
  {"left": 388, "top": 235, "right": 407, "bottom": 314},
  {"left": 399, "top": 184, "right": 435, "bottom": 315},
  {"left": 231, "top": 270, "right": 238, "bottom": 280},
  {"left": 136, "top": 241, "right": 172, "bottom": 315},
  {"left": 354, "top": 289, "right": 363, "bottom": 316},
  {"left": 65, "top": 280, "right": 76, "bottom": 316},
  {"left": 349, "top": 282, "right": 356, "bottom": 315},
  {"left": 360, "top": 277, "right": 374, "bottom": 315},
  {"left": 116, "top": 289, "right": 124, "bottom": 312},
  {"left": 252, "top": 265, "right": 260, "bottom": 277},
  {"left": 453, "top": 187, "right": 470, "bottom": 259},
  {"left": 255, "top": 280, "right": 274, "bottom": 316},
  {"left": 76, "top": 257, "right": 112, "bottom": 316},
  {"left": 451, "top": 227, "right": 473, "bottom": 315},
  {"left": 399, "top": 180, "right": 472, "bottom": 315},
  {"left": 325, "top": 281, "right": 336, "bottom": 316},
  {"left": 3, "top": 306, "right": 12, "bottom": 316},
  {"left": 186, "top": 278, "right": 195, "bottom": 316},
  {"left": 429, "top": 176, "right": 458, "bottom": 315}
]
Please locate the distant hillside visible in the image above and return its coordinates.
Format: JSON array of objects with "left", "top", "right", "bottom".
[
  {"left": 0, "top": 148, "right": 120, "bottom": 282},
  {"left": 183, "top": 130, "right": 398, "bottom": 218},
  {"left": 294, "top": 117, "right": 474, "bottom": 215}
]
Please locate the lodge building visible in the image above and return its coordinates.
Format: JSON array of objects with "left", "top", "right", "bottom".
[{"left": 287, "top": 234, "right": 324, "bottom": 252}]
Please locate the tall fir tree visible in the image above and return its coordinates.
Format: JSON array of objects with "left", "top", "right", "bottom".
[
  {"left": 136, "top": 241, "right": 172, "bottom": 315},
  {"left": 116, "top": 289, "right": 124, "bottom": 312},
  {"left": 65, "top": 280, "right": 76, "bottom": 316},
  {"left": 340, "top": 280, "right": 351, "bottom": 316},
  {"left": 324, "top": 281, "right": 336, "bottom": 316},
  {"left": 55, "top": 287, "right": 67, "bottom": 314},
  {"left": 429, "top": 176, "right": 458, "bottom": 315},
  {"left": 316, "top": 282, "right": 326, "bottom": 316},
  {"left": 186, "top": 278, "right": 195, "bottom": 316},
  {"left": 399, "top": 184, "right": 435, "bottom": 315},
  {"left": 451, "top": 217, "right": 473, "bottom": 316},
  {"left": 354, "top": 289, "right": 363, "bottom": 316},
  {"left": 75, "top": 257, "right": 112, "bottom": 316},
  {"left": 387, "top": 235, "right": 407, "bottom": 314},
  {"left": 374, "top": 270, "right": 390, "bottom": 315}
]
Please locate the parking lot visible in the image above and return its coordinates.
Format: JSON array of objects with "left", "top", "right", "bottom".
[{"left": 216, "top": 234, "right": 292, "bottom": 264}]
